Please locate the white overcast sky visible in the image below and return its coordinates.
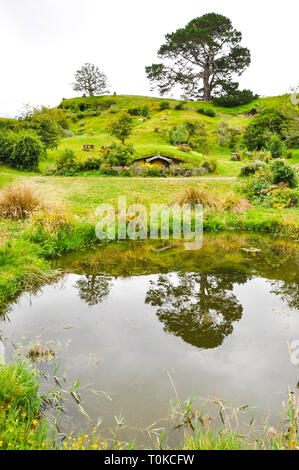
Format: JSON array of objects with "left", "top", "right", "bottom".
[{"left": 0, "top": 0, "right": 298, "bottom": 117}]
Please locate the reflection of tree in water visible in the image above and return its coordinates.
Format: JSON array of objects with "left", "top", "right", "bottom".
[
  {"left": 76, "top": 275, "right": 112, "bottom": 306},
  {"left": 271, "top": 280, "right": 299, "bottom": 311},
  {"left": 145, "top": 270, "right": 249, "bottom": 349}
]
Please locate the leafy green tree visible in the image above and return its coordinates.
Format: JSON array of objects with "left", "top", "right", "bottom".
[
  {"left": 266, "top": 134, "right": 286, "bottom": 158},
  {"left": 21, "top": 114, "right": 61, "bottom": 149},
  {"left": 19, "top": 105, "right": 65, "bottom": 149},
  {"left": 243, "top": 108, "right": 292, "bottom": 151},
  {"left": 107, "top": 112, "right": 133, "bottom": 144},
  {"left": 146, "top": 13, "right": 251, "bottom": 100},
  {"left": 73, "top": 63, "right": 109, "bottom": 97}
]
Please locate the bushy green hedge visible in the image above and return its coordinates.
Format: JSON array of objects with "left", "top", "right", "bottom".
[
  {"left": 0, "top": 130, "right": 44, "bottom": 170},
  {"left": 213, "top": 89, "right": 258, "bottom": 107},
  {"left": 197, "top": 107, "right": 216, "bottom": 117}
]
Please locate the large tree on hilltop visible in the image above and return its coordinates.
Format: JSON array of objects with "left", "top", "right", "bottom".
[
  {"left": 145, "top": 13, "right": 251, "bottom": 101},
  {"left": 73, "top": 63, "right": 110, "bottom": 97}
]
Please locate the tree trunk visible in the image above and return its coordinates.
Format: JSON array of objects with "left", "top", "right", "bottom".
[{"left": 203, "top": 65, "right": 211, "bottom": 101}]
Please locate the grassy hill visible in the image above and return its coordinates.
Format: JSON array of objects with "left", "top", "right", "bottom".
[
  {"left": 1, "top": 93, "right": 298, "bottom": 175},
  {"left": 40, "top": 93, "right": 297, "bottom": 176}
]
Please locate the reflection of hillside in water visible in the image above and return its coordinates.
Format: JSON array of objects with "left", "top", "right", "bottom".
[{"left": 68, "top": 235, "right": 299, "bottom": 348}]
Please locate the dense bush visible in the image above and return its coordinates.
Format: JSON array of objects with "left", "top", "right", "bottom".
[
  {"left": 159, "top": 101, "right": 170, "bottom": 111},
  {"left": 128, "top": 105, "right": 150, "bottom": 117},
  {"left": 239, "top": 160, "right": 267, "bottom": 176},
  {"left": 56, "top": 149, "right": 78, "bottom": 175},
  {"left": 174, "top": 102, "right": 185, "bottom": 110},
  {"left": 202, "top": 157, "right": 217, "bottom": 173},
  {"left": 213, "top": 89, "right": 258, "bottom": 107},
  {"left": 270, "top": 159, "right": 297, "bottom": 188},
  {"left": 0, "top": 130, "right": 44, "bottom": 170},
  {"left": 169, "top": 124, "right": 188, "bottom": 145},
  {"left": 243, "top": 108, "right": 292, "bottom": 150},
  {"left": 144, "top": 164, "right": 164, "bottom": 177},
  {"left": 197, "top": 107, "right": 216, "bottom": 117},
  {"left": 100, "top": 143, "right": 134, "bottom": 166},
  {"left": 266, "top": 134, "right": 286, "bottom": 158},
  {"left": 0, "top": 131, "right": 15, "bottom": 161}
]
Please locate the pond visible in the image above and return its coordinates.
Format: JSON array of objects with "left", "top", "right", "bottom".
[{"left": 1, "top": 233, "right": 299, "bottom": 446}]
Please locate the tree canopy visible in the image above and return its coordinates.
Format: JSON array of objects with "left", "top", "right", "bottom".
[
  {"left": 145, "top": 13, "right": 251, "bottom": 100},
  {"left": 73, "top": 63, "right": 109, "bottom": 97},
  {"left": 107, "top": 112, "right": 133, "bottom": 144}
]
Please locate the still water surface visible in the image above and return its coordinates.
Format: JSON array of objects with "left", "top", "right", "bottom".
[{"left": 1, "top": 234, "right": 299, "bottom": 445}]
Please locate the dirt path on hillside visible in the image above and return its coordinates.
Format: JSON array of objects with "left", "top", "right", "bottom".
[{"left": 132, "top": 176, "right": 238, "bottom": 181}]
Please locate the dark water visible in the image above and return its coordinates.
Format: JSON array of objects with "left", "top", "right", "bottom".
[{"left": 1, "top": 234, "right": 299, "bottom": 446}]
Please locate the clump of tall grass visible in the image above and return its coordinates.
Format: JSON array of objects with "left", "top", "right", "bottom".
[
  {"left": 28, "top": 205, "right": 97, "bottom": 257},
  {"left": 0, "top": 362, "right": 51, "bottom": 450},
  {"left": 176, "top": 187, "right": 251, "bottom": 214},
  {"left": 220, "top": 192, "right": 252, "bottom": 213},
  {"left": 30, "top": 205, "right": 72, "bottom": 236},
  {"left": 0, "top": 183, "right": 40, "bottom": 220},
  {"left": 176, "top": 187, "right": 219, "bottom": 209}
]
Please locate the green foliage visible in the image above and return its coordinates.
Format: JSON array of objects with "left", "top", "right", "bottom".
[
  {"left": 239, "top": 160, "right": 267, "bottom": 176},
  {"left": 218, "top": 120, "right": 242, "bottom": 149},
  {"left": 261, "top": 187, "right": 299, "bottom": 208},
  {"left": 202, "top": 157, "right": 217, "bottom": 173},
  {"left": 174, "top": 102, "right": 185, "bottom": 110},
  {"left": 101, "top": 143, "right": 134, "bottom": 166},
  {"left": 107, "top": 112, "right": 133, "bottom": 144},
  {"left": 213, "top": 89, "right": 257, "bottom": 107},
  {"left": 0, "top": 362, "right": 52, "bottom": 450},
  {"left": 144, "top": 164, "right": 164, "bottom": 177},
  {"left": 270, "top": 159, "right": 298, "bottom": 188},
  {"left": 169, "top": 124, "right": 188, "bottom": 145},
  {"left": 128, "top": 105, "right": 150, "bottom": 117},
  {"left": 56, "top": 149, "right": 78, "bottom": 175},
  {"left": 266, "top": 134, "right": 286, "bottom": 158},
  {"left": 0, "top": 130, "right": 44, "bottom": 170},
  {"left": 159, "top": 101, "right": 170, "bottom": 111},
  {"left": 146, "top": 13, "right": 251, "bottom": 100},
  {"left": 21, "top": 112, "right": 61, "bottom": 149},
  {"left": 243, "top": 108, "right": 292, "bottom": 150},
  {"left": 28, "top": 207, "right": 97, "bottom": 257},
  {"left": 197, "top": 107, "right": 216, "bottom": 117}
]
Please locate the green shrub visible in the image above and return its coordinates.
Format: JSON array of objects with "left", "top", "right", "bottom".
[
  {"left": 213, "top": 89, "right": 258, "bottom": 107},
  {"left": 0, "top": 130, "right": 15, "bottom": 161},
  {"left": 240, "top": 160, "right": 267, "bottom": 176},
  {"left": 78, "top": 156, "right": 102, "bottom": 171},
  {"left": 144, "top": 164, "right": 164, "bottom": 177},
  {"left": 9, "top": 131, "right": 44, "bottom": 170},
  {"left": 270, "top": 159, "right": 298, "bottom": 188},
  {"left": 266, "top": 134, "right": 287, "bottom": 158},
  {"left": 197, "top": 107, "right": 216, "bottom": 117},
  {"left": 159, "top": 101, "right": 170, "bottom": 111},
  {"left": 169, "top": 124, "right": 188, "bottom": 145},
  {"left": 202, "top": 157, "right": 217, "bottom": 173},
  {"left": 174, "top": 102, "right": 184, "bottom": 110},
  {"left": 243, "top": 108, "right": 292, "bottom": 151},
  {"left": 56, "top": 149, "right": 78, "bottom": 175},
  {"left": 101, "top": 143, "right": 134, "bottom": 166},
  {"left": 0, "top": 130, "right": 44, "bottom": 170},
  {"left": 239, "top": 168, "right": 273, "bottom": 201},
  {"left": 262, "top": 187, "right": 299, "bottom": 208}
]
